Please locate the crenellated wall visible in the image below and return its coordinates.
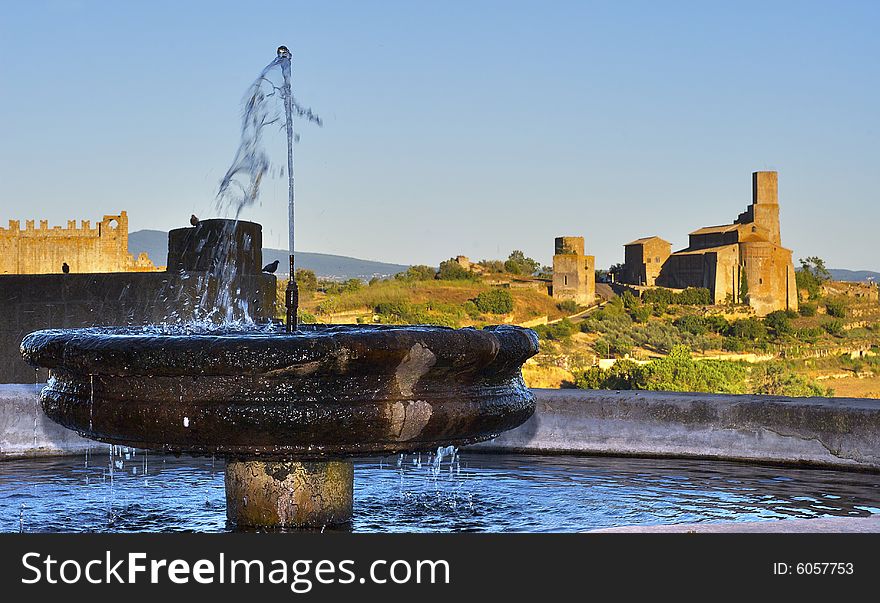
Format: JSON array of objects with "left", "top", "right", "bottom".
[{"left": 0, "top": 211, "right": 160, "bottom": 274}]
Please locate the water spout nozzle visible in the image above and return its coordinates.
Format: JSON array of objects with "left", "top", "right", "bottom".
[{"left": 277, "top": 45, "right": 291, "bottom": 59}]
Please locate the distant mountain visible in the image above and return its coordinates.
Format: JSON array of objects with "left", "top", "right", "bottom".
[
  {"left": 828, "top": 269, "right": 880, "bottom": 283},
  {"left": 129, "top": 229, "right": 409, "bottom": 280}
]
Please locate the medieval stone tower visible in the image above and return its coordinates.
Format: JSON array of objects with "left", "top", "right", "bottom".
[
  {"left": 736, "top": 171, "right": 781, "bottom": 245},
  {"left": 551, "top": 236, "right": 595, "bottom": 306}
]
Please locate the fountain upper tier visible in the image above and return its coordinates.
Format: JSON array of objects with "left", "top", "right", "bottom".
[{"left": 21, "top": 324, "right": 538, "bottom": 460}]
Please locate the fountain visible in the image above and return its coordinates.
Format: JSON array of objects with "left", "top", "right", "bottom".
[{"left": 18, "top": 46, "right": 538, "bottom": 529}]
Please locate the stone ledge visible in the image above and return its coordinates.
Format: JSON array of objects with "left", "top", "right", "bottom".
[{"left": 473, "top": 388, "right": 880, "bottom": 471}]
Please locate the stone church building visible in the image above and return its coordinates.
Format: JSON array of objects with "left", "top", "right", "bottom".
[{"left": 621, "top": 171, "right": 798, "bottom": 316}]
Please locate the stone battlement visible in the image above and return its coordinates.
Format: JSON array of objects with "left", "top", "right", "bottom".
[{"left": 0, "top": 210, "right": 161, "bottom": 274}]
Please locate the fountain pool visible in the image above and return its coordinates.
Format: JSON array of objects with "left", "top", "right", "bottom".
[{"left": 4, "top": 452, "right": 879, "bottom": 533}]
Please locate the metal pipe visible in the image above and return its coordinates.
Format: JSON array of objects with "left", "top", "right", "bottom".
[
  {"left": 277, "top": 45, "right": 299, "bottom": 332},
  {"left": 286, "top": 254, "right": 298, "bottom": 332}
]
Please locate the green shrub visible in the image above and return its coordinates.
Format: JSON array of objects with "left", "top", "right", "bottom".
[
  {"left": 703, "top": 315, "right": 730, "bottom": 333},
  {"left": 640, "top": 287, "right": 711, "bottom": 306},
  {"left": 575, "top": 346, "right": 748, "bottom": 394},
  {"left": 395, "top": 265, "right": 436, "bottom": 281},
  {"left": 651, "top": 301, "right": 669, "bottom": 316},
  {"left": 825, "top": 299, "right": 847, "bottom": 318},
  {"left": 722, "top": 337, "right": 747, "bottom": 352},
  {"left": 725, "top": 318, "right": 767, "bottom": 341},
  {"left": 823, "top": 319, "right": 845, "bottom": 336},
  {"left": 462, "top": 301, "right": 480, "bottom": 319},
  {"left": 437, "top": 259, "right": 477, "bottom": 281},
  {"left": 474, "top": 288, "right": 514, "bottom": 314},
  {"left": 799, "top": 303, "right": 817, "bottom": 317},
  {"left": 795, "top": 327, "right": 823, "bottom": 343},
  {"left": 763, "top": 310, "right": 793, "bottom": 336},
  {"left": 674, "top": 315, "right": 707, "bottom": 335},
  {"left": 641, "top": 288, "right": 675, "bottom": 306},
  {"left": 593, "top": 334, "right": 634, "bottom": 358},
  {"left": 323, "top": 278, "right": 364, "bottom": 294},
  {"left": 629, "top": 305, "right": 651, "bottom": 323},
  {"left": 677, "top": 287, "right": 712, "bottom": 305},
  {"left": 621, "top": 290, "right": 639, "bottom": 310},
  {"left": 575, "top": 359, "right": 645, "bottom": 390},
  {"left": 315, "top": 298, "right": 339, "bottom": 315},
  {"left": 374, "top": 300, "right": 413, "bottom": 320},
  {"left": 535, "top": 318, "right": 578, "bottom": 341}
]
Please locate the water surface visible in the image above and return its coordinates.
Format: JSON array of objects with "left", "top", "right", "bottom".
[{"left": 2, "top": 452, "right": 878, "bottom": 532}]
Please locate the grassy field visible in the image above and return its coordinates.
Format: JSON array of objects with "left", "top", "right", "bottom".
[{"left": 279, "top": 277, "right": 568, "bottom": 327}]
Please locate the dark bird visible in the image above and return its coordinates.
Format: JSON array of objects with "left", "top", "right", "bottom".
[
  {"left": 262, "top": 259, "right": 280, "bottom": 274},
  {"left": 190, "top": 214, "right": 200, "bottom": 226},
  {"left": 61, "top": 262, "right": 70, "bottom": 274}
]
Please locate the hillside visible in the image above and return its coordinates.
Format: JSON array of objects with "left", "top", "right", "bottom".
[
  {"left": 294, "top": 277, "right": 567, "bottom": 328},
  {"left": 828, "top": 268, "right": 880, "bottom": 283},
  {"left": 129, "top": 229, "right": 409, "bottom": 280}
]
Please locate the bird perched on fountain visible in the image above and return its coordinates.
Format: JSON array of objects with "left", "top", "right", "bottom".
[
  {"left": 262, "top": 259, "right": 280, "bottom": 274},
  {"left": 190, "top": 214, "right": 200, "bottom": 226},
  {"left": 61, "top": 262, "right": 70, "bottom": 274}
]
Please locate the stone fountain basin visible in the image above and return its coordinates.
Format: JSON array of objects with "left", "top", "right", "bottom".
[{"left": 20, "top": 324, "right": 538, "bottom": 459}]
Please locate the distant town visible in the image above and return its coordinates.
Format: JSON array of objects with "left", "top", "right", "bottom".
[{"left": 2, "top": 169, "right": 880, "bottom": 399}]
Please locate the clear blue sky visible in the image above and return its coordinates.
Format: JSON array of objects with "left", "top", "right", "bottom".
[{"left": 1, "top": 0, "right": 878, "bottom": 270}]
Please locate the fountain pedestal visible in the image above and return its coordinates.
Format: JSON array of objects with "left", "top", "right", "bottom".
[{"left": 225, "top": 460, "right": 353, "bottom": 528}]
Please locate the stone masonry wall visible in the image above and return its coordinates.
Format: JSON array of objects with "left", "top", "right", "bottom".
[
  {"left": 0, "top": 211, "right": 160, "bottom": 275},
  {"left": 0, "top": 271, "right": 276, "bottom": 383}
]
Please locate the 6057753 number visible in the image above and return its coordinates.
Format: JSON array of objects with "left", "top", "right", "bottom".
[
  {"left": 774, "top": 562, "right": 854, "bottom": 575},
  {"left": 797, "top": 562, "right": 853, "bottom": 575}
]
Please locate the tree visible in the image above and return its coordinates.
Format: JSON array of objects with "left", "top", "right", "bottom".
[
  {"left": 477, "top": 259, "right": 505, "bottom": 273},
  {"left": 607, "top": 263, "right": 626, "bottom": 282},
  {"left": 796, "top": 256, "right": 831, "bottom": 300},
  {"left": 294, "top": 268, "right": 317, "bottom": 293},
  {"left": 739, "top": 270, "right": 749, "bottom": 304},
  {"left": 504, "top": 250, "right": 540, "bottom": 276},
  {"left": 674, "top": 314, "right": 708, "bottom": 335},
  {"left": 726, "top": 317, "right": 767, "bottom": 341},
  {"left": 437, "top": 259, "right": 476, "bottom": 281},
  {"left": 801, "top": 256, "right": 831, "bottom": 281},
  {"left": 396, "top": 265, "right": 436, "bottom": 281},
  {"left": 763, "top": 310, "right": 793, "bottom": 337}
]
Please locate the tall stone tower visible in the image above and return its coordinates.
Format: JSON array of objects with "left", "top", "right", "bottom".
[
  {"left": 552, "top": 236, "right": 595, "bottom": 306},
  {"left": 736, "top": 171, "right": 781, "bottom": 245}
]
